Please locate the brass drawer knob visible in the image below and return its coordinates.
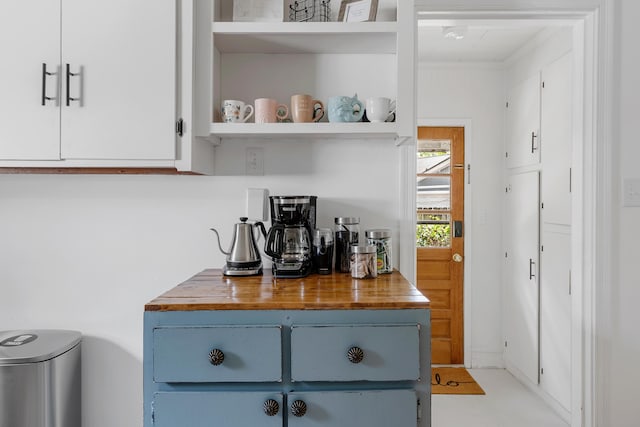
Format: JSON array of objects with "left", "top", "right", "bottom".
[
  {"left": 290, "top": 400, "right": 307, "bottom": 417},
  {"left": 208, "top": 348, "right": 225, "bottom": 366},
  {"left": 347, "top": 346, "right": 364, "bottom": 364},
  {"left": 263, "top": 399, "right": 280, "bottom": 416}
]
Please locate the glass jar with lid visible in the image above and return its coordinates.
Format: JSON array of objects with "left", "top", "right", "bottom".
[
  {"left": 365, "top": 229, "right": 393, "bottom": 274},
  {"left": 334, "top": 217, "right": 359, "bottom": 273},
  {"left": 350, "top": 245, "right": 377, "bottom": 279}
]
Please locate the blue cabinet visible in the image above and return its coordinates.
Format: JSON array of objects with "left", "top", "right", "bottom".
[{"left": 144, "top": 309, "right": 431, "bottom": 427}]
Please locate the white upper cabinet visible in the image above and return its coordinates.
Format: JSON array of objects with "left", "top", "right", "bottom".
[
  {"left": 505, "top": 72, "right": 541, "bottom": 169},
  {"left": 187, "top": 0, "right": 415, "bottom": 145},
  {"left": 0, "top": 0, "right": 176, "bottom": 165},
  {"left": 0, "top": 1, "right": 61, "bottom": 160},
  {"left": 541, "top": 51, "right": 573, "bottom": 226},
  {"left": 61, "top": 0, "right": 176, "bottom": 160}
]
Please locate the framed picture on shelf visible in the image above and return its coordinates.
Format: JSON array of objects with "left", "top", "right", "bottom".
[{"left": 338, "top": 0, "right": 378, "bottom": 22}]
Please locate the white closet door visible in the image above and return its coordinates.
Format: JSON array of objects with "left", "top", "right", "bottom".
[
  {"left": 61, "top": 0, "right": 176, "bottom": 160},
  {"left": 540, "top": 230, "right": 571, "bottom": 411},
  {"left": 0, "top": 1, "right": 60, "bottom": 160},
  {"left": 541, "top": 51, "right": 573, "bottom": 225},
  {"left": 506, "top": 73, "right": 541, "bottom": 169},
  {"left": 504, "top": 171, "right": 540, "bottom": 384}
]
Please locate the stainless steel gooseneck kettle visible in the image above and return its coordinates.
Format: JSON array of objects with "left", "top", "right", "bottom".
[{"left": 210, "top": 217, "right": 267, "bottom": 276}]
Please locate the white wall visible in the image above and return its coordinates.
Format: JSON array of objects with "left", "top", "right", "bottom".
[
  {"left": 609, "top": 0, "right": 640, "bottom": 424},
  {"left": 417, "top": 63, "right": 506, "bottom": 367},
  {"left": 0, "top": 138, "right": 401, "bottom": 427}
]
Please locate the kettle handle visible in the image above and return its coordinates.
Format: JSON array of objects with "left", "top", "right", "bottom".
[
  {"left": 254, "top": 221, "right": 267, "bottom": 242},
  {"left": 210, "top": 228, "right": 230, "bottom": 256}
]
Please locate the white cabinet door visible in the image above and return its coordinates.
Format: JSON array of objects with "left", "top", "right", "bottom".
[
  {"left": 61, "top": 0, "right": 176, "bottom": 160},
  {"left": 540, "top": 230, "right": 571, "bottom": 411},
  {"left": 0, "top": 1, "right": 61, "bottom": 160},
  {"left": 504, "top": 171, "right": 540, "bottom": 385},
  {"left": 506, "top": 73, "right": 541, "bottom": 169},
  {"left": 541, "top": 51, "right": 573, "bottom": 225}
]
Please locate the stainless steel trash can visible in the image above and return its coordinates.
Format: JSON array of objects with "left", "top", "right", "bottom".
[{"left": 0, "top": 330, "right": 81, "bottom": 427}]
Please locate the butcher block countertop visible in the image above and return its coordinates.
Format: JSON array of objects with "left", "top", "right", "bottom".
[{"left": 145, "top": 269, "right": 430, "bottom": 311}]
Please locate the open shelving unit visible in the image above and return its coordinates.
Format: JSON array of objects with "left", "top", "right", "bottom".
[{"left": 182, "top": 0, "right": 415, "bottom": 156}]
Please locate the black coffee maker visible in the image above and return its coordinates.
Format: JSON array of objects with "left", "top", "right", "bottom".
[{"left": 264, "top": 195, "right": 317, "bottom": 278}]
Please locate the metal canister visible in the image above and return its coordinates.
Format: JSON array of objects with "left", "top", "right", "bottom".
[{"left": 365, "top": 229, "right": 393, "bottom": 274}]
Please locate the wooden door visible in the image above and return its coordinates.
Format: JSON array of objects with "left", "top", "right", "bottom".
[
  {"left": 503, "top": 171, "right": 540, "bottom": 384},
  {"left": 61, "top": 0, "right": 176, "bottom": 160},
  {"left": 0, "top": 1, "right": 61, "bottom": 160},
  {"left": 416, "top": 126, "right": 464, "bottom": 364}
]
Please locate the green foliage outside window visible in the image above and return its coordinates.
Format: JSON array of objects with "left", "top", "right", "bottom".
[{"left": 416, "top": 223, "right": 451, "bottom": 247}]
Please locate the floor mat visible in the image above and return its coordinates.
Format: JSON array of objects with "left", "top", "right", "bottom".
[{"left": 431, "top": 367, "right": 486, "bottom": 395}]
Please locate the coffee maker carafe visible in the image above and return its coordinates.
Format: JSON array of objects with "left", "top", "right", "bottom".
[{"left": 264, "top": 195, "right": 317, "bottom": 278}]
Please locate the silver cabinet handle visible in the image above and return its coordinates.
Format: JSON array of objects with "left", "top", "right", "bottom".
[
  {"left": 66, "top": 64, "right": 80, "bottom": 106},
  {"left": 529, "top": 258, "right": 536, "bottom": 280},
  {"left": 41, "top": 63, "right": 56, "bottom": 105},
  {"left": 531, "top": 132, "right": 538, "bottom": 153}
]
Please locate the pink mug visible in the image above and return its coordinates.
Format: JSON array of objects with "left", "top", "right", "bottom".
[{"left": 255, "top": 98, "right": 289, "bottom": 123}]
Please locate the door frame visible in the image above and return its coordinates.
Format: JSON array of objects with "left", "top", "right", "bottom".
[{"left": 404, "top": 4, "right": 612, "bottom": 427}]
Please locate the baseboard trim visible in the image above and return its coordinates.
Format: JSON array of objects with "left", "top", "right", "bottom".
[{"left": 470, "top": 351, "right": 504, "bottom": 368}]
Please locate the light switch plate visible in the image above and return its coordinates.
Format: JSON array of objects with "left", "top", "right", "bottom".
[{"left": 623, "top": 178, "right": 640, "bottom": 207}]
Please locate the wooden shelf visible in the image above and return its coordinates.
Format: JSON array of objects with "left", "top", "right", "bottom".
[
  {"left": 209, "top": 121, "right": 399, "bottom": 139},
  {"left": 212, "top": 22, "right": 398, "bottom": 54}
]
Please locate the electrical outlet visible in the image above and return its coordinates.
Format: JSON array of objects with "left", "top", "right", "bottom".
[{"left": 246, "top": 147, "right": 264, "bottom": 175}]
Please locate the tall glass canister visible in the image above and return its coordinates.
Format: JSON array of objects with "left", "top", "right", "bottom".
[
  {"left": 334, "top": 217, "right": 359, "bottom": 273},
  {"left": 365, "top": 229, "right": 393, "bottom": 274}
]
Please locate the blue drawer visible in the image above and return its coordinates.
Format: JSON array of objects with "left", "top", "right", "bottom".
[
  {"left": 290, "top": 324, "right": 420, "bottom": 382},
  {"left": 153, "top": 392, "right": 283, "bottom": 427},
  {"left": 153, "top": 325, "right": 282, "bottom": 382},
  {"left": 287, "top": 390, "right": 417, "bottom": 426}
]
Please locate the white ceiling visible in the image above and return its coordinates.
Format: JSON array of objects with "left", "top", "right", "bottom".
[{"left": 417, "top": 24, "right": 548, "bottom": 63}]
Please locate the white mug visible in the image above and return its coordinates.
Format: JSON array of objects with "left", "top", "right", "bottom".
[
  {"left": 365, "top": 97, "right": 396, "bottom": 123},
  {"left": 221, "top": 100, "right": 254, "bottom": 123},
  {"left": 255, "top": 98, "right": 289, "bottom": 123}
]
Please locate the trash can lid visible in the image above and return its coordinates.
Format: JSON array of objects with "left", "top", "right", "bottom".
[{"left": 0, "top": 330, "right": 81, "bottom": 364}]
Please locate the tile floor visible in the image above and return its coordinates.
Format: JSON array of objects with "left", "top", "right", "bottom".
[{"left": 431, "top": 368, "right": 569, "bottom": 427}]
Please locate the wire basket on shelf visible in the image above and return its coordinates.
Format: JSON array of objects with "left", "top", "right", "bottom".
[{"left": 289, "top": 0, "right": 331, "bottom": 22}]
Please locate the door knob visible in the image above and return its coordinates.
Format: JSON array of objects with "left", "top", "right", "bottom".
[{"left": 452, "top": 253, "right": 463, "bottom": 263}]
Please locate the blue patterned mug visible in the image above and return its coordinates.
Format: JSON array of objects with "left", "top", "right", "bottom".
[{"left": 327, "top": 94, "right": 365, "bottom": 123}]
